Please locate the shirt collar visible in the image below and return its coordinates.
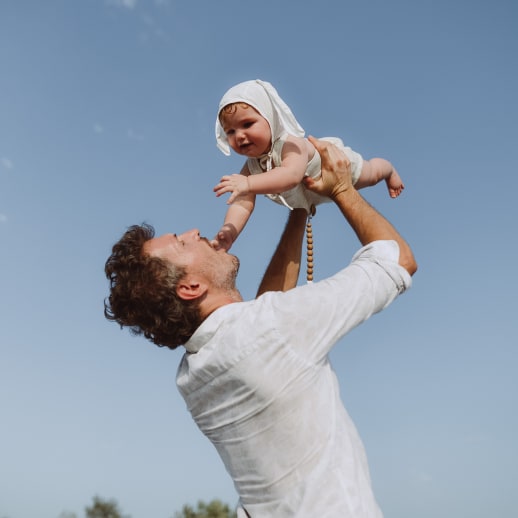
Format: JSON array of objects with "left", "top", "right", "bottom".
[{"left": 184, "top": 303, "right": 238, "bottom": 354}]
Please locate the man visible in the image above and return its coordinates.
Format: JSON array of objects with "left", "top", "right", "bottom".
[{"left": 105, "top": 138, "right": 417, "bottom": 517}]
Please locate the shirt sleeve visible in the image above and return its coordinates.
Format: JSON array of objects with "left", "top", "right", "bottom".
[{"left": 257, "top": 240, "right": 412, "bottom": 364}]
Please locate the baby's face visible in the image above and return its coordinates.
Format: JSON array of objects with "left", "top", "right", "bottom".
[{"left": 221, "top": 104, "right": 272, "bottom": 158}]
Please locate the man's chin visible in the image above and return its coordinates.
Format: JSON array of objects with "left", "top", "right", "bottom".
[{"left": 232, "top": 256, "right": 240, "bottom": 276}]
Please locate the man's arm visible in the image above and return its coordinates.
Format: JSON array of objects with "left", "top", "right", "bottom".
[
  {"left": 305, "top": 136, "right": 417, "bottom": 276},
  {"left": 256, "top": 208, "right": 307, "bottom": 297}
]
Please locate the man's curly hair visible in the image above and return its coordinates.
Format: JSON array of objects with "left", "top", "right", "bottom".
[{"left": 104, "top": 224, "right": 202, "bottom": 350}]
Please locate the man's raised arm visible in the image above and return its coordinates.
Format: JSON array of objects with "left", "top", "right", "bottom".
[
  {"left": 305, "top": 136, "right": 417, "bottom": 276},
  {"left": 256, "top": 208, "right": 307, "bottom": 297}
]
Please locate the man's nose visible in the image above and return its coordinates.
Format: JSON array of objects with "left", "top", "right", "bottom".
[{"left": 178, "top": 229, "right": 200, "bottom": 241}]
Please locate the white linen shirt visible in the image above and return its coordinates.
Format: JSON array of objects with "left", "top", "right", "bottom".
[{"left": 176, "top": 240, "right": 412, "bottom": 517}]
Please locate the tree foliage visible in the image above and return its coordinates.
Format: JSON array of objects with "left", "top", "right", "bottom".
[
  {"left": 85, "top": 496, "right": 129, "bottom": 518},
  {"left": 173, "top": 499, "right": 237, "bottom": 518}
]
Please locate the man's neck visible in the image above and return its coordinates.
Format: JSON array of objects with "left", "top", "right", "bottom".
[{"left": 199, "top": 290, "right": 242, "bottom": 321}]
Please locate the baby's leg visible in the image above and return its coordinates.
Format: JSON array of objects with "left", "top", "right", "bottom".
[
  {"left": 355, "top": 158, "right": 404, "bottom": 198},
  {"left": 385, "top": 167, "right": 404, "bottom": 198}
]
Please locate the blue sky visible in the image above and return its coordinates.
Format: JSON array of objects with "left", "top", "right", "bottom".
[{"left": 1, "top": 1, "right": 517, "bottom": 517}]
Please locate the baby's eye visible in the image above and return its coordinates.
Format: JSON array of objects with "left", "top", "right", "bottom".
[
  {"left": 243, "top": 121, "right": 253, "bottom": 128},
  {"left": 225, "top": 129, "right": 235, "bottom": 136}
]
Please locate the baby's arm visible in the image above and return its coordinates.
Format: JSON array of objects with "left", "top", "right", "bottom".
[
  {"left": 213, "top": 164, "right": 256, "bottom": 251},
  {"left": 213, "top": 137, "right": 310, "bottom": 204},
  {"left": 355, "top": 157, "right": 405, "bottom": 198},
  {"left": 248, "top": 137, "right": 310, "bottom": 194},
  {"left": 214, "top": 197, "right": 255, "bottom": 251}
]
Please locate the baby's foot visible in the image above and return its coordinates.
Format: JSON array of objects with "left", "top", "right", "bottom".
[{"left": 386, "top": 171, "right": 405, "bottom": 198}]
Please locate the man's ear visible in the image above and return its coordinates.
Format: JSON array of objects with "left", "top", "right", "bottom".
[{"left": 176, "top": 277, "right": 208, "bottom": 301}]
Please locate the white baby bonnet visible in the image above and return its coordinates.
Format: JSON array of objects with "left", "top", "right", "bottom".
[{"left": 215, "top": 79, "right": 305, "bottom": 156}]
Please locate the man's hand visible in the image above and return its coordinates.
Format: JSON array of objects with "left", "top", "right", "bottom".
[
  {"left": 304, "top": 140, "right": 417, "bottom": 276},
  {"left": 304, "top": 136, "right": 353, "bottom": 199},
  {"left": 214, "top": 174, "right": 250, "bottom": 204}
]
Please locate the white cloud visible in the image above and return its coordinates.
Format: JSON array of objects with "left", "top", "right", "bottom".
[
  {"left": 127, "top": 128, "right": 144, "bottom": 141},
  {"left": 1, "top": 157, "right": 13, "bottom": 170},
  {"left": 108, "top": 0, "right": 170, "bottom": 42},
  {"left": 415, "top": 470, "right": 433, "bottom": 483},
  {"left": 108, "top": 0, "right": 137, "bottom": 9},
  {"left": 139, "top": 14, "right": 169, "bottom": 42}
]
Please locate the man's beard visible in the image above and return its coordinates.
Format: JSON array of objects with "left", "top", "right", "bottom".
[
  {"left": 209, "top": 254, "right": 240, "bottom": 292},
  {"left": 223, "top": 255, "right": 240, "bottom": 290}
]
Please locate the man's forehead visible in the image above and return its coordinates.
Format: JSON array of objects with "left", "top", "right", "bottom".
[{"left": 143, "top": 234, "right": 174, "bottom": 256}]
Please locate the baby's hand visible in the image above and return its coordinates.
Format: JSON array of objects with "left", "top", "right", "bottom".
[
  {"left": 214, "top": 174, "right": 250, "bottom": 204},
  {"left": 210, "top": 237, "right": 221, "bottom": 249},
  {"left": 212, "top": 224, "right": 237, "bottom": 252}
]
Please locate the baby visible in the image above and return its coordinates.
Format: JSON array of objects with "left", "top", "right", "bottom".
[{"left": 213, "top": 79, "right": 404, "bottom": 251}]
